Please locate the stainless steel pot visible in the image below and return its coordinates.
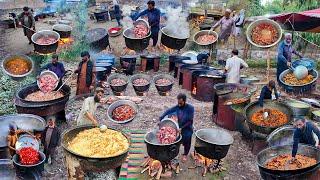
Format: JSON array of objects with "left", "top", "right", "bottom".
[
  {"left": 1, "top": 54, "right": 34, "bottom": 81},
  {"left": 107, "top": 100, "right": 138, "bottom": 124}
]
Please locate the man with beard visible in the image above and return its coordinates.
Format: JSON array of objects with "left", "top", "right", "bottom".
[
  {"left": 159, "top": 93, "right": 194, "bottom": 162},
  {"left": 40, "top": 54, "right": 65, "bottom": 86},
  {"left": 211, "top": 9, "right": 234, "bottom": 47},
  {"left": 77, "top": 88, "right": 106, "bottom": 126},
  {"left": 292, "top": 118, "right": 320, "bottom": 159},
  {"left": 75, "top": 51, "right": 95, "bottom": 95},
  {"left": 18, "top": 6, "right": 35, "bottom": 44},
  {"left": 277, "top": 33, "right": 303, "bottom": 82}
]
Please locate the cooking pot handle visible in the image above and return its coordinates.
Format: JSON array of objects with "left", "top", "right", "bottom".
[{"left": 169, "top": 145, "right": 177, "bottom": 152}]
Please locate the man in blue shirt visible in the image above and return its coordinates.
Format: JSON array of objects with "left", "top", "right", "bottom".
[
  {"left": 41, "top": 54, "right": 66, "bottom": 80},
  {"left": 258, "top": 80, "right": 279, "bottom": 107},
  {"left": 160, "top": 93, "right": 195, "bottom": 162},
  {"left": 277, "top": 33, "right": 302, "bottom": 82},
  {"left": 133, "top": 0, "right": 160, "bottom": 47},
  {"left": 292, "top": 118, "right": 320, "bottom": 158}
]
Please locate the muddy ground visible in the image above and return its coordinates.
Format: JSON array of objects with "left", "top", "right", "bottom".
[{"left": 1, "top": 10, "right": 319, "bottom": 180}]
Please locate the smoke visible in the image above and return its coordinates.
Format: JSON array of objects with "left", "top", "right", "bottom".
[
  {"left": 120, "top": 5, "right": 134, "bottom": 29},
  {"left": 163, "top": 7, "right": 190, "bottom": 39}
]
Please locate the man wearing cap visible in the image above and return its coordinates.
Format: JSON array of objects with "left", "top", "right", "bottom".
[
  {"left": 133, "top": 0, "right": 161, "bottom": 48},
  {"left": 7, "top": 123, "right": 34, "bottom": 157},
  {"left": 211, "top": 9, "right": 235, "bottom": 46},
  {"left": 41, "top": 116, "right": 60, "bottom": 164},
  {"left": 292, "top": 118, "right": 320, "bottom": 160},
  {"left": 75, "top": 51, "right": 95, "bottom": 95},
  {"left": 77, "top": 88, "right": 105, "bottom": 126},
  {"left": 18, "top": 6, "right": 35, "bottom": 44},
  {"left": 277, "top": 33, "right": 303, "bottom": 82},
  {"left": 40, "top": 54, "right": 66, "bottom": 86}
]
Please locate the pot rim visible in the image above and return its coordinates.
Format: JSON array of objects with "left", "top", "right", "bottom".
[
  {"left": 31, "top": 30, "right": 60, "bottom": 46},
  {"left": 123, "top": 27, "right": 151, "bottom": 40},
  {"left": 144, "top": 130, "right": 182, "bottom": 146},
  {"left": 106, "top": 100, "right": 138, "bottom": 124},
  {"left": 1, "top": 54, "right": 34, "bottom": 78},
  {"left": 61, "top": 125, "right": 130, "bottom": 159},
  {"left": 130, "top": 74, "right": 152, "bottom": 87},
  {"left": 193, "top": 30, "right": 219, "bottom": 46},
  {"left": 279, "top": 69, "right": 318, "bottom": 87},
  {"left": 52, "top": 24, "right": 72, "bottom": 32},
  {"left": 160, "top": 27, "right": 190, "bottom": 39},
  {"left": 195, "top": 128, "right": 234, "bottom": 145},
  {"left": 153, "top": 74, "right": 174, "bottom": 87},
  {"left": 246, "top": 18, "right": 283, "bottom": 48}
]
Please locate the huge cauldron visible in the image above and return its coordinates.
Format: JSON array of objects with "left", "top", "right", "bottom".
[
  {"left": 160, "top": 27, "right": 189, "bottom": 50},
  {"left": 31, "top": 30, "right": 60, "bottom": 54},
  {"left": 244, "top": 100, "right": 293, "bottom": 135},
  {"left": 144, "top": 130, "right": 182, "bottom": 162},
  {"left": 14, "top": 83, "right": 71, "bottom": 117},
  {"left": 194, "top": 128, "right": 233, "bottom": 160},
  {"left": 279, "top": 69, "right": 318, "bottom": 94},
  {"left": 85, "top": 28, "right": 109, "bottom": 52},
  {"left": 62, "top": 125, "right": 130, "bottom": 171},
  {"left": 257, "top": 144, "right": 320, "bottom": 180},
  {"left": 153, "top": 74, "right": 174, "bottom": 96},
  {"left": 52, "top": 24, "right": 72, "bottom": 39},
  {"left": 123, "top": 28, "right": 151, "bottom": 51},
  {"left": 130, "top": 74, "right": 152, "bottom": 95}
]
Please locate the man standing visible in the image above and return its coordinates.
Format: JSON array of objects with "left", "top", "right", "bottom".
[
  {"left": 18, "top": 6, "right": 35, "bottom": 44},
  {"left": 292, "top": 118, "right": 320, "bottom": 159},
  {"left": 77, "top": 88, "right": 105, "bottom": 126},
  {"left": 114, "top": 4, "right": 122, "bottom": 27},
  {"left": 211, "top": 9, "right": 234, "bottom": 46},
  {"left": 133, "top": 1, "right": 160, "bottom": 48},
  {"left": 160, "top": 93, "right": 194, "bottom": 162},
  {"left": 225, "top": 49, "right": 248, "bottom": 83},
  {"left": 75, "top": 51, "right": 95, "bottom": 95},
  {"left": 277, "top": 33, "right": 303, "bottom": 82},
  {"left": 259, "top": 80, "right": 279, "bottom": 107},
  {"left": 41, "top": 116, "right": 60, "bottom": 165}
]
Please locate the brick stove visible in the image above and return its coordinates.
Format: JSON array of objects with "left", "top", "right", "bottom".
[
  {"left": 140, "top": 54, "right": 160, "bottom": 72},
  {"left": 180, "top": 65, "right": 214, "bottom": 90},
  {"left": 168, "top": 55, "right": 190, "bottom": 72},
  {"left": 120, "top": 55, "right": 137, "bottom": 75},
  {"left": 191, "top": 70, "right": 225, "bottom": 102}
]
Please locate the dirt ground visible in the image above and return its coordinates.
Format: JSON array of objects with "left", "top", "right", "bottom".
[{"left": 2, "top": 11, "right": 318, "bottom": 180}]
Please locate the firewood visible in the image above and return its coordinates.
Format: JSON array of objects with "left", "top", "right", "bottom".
[
  {"left": 141, "top": 166, "right": 149, "bottom": 174},
  {"left": 141, "top": 157, "right": 150, "bottom": 167},
  {"left": 155, "top": 166, "right": 163, "bottom": 180}
]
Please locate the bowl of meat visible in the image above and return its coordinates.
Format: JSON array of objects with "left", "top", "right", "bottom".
[
  {"left": 107, "top": 100, "right": 138, "bottom": 124},
  {"left": 153, "top": 74, "right": 174, "bottom": 95},
  {"left": 246, "top": 19, "right": 282, "bottom": 48},
  {"left": 37, "top": 70, "right": 59, "bottom": 93},
  {"left": 2, "top": 54, "right": 34, "bottom": 80},
  {"left": 193, "top": 30, "right": 218, "bottom": 46},
  {"left": 107, "top": 73, "right": 129, "bottom": 94},
  {"left": 130, "top": 74, "right": 152, "bottom": 94},
  {"left": 123, "top": 19, "right": 151, "bottom": 51},
  {"left": 31, "top": 30, "right": 60, "bottom": 54}
]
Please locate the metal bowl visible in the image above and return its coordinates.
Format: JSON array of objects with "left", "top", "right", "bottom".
[
  {"left": 266, "top": 125, "right": 295, "bottom": 147},
  {"left": 1, "top": 54, "right": 34, "bottom": 80},
  {"left": 280, "top": 69, "right": 318, "bottom": 87},
  {"left": 15, "top": 134, "right": 39, "bottom": 151},
  {"left": 31, "top": 30, "right": 60, "bottom": 54},
  {"left": 36, "top": 70, "right": 59, "bottom": 92},
  {"left": 244, "top": 100, "right": 293, "bottom": 135},
  {"left": 246, "top": 19, "right": 282, "bottom": 48},
  {"left": 193, "top": 30, "right": 218, "bottom": 46},
  {"left": 12, "top": 151, "right": 46, "bottom": 168},
  {"left": 107, "top": 100, "right": 138, "bottom": 124},
  {"left": 153, "top": 74, "right": 174, "bottom": 94}
]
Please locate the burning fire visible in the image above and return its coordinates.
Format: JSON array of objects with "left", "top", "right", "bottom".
[
  {"left": 192, "top": 86, "right": 197, "bottom": 95},
  {"left": 141, "top": 157, "right": 179, "bottom": 179},
  {"left": 199, "top": 16, "right": 205, "bottom": 20},
  {"left": 59, "top": 38, "right": 73, "bottom": 45},
  {"left": 122, "top": 48, "right": 136, "bottom": 56},
  {"left": 190, "top": 152, "right": 226, "bottom": 177}
]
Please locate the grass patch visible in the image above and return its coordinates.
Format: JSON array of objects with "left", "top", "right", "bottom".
[
  {"left": 208, "top": 169, "right": 228, "bottom": 180},
  {"left": 246, "top": 59, "right": 277, "bottom": 68}
]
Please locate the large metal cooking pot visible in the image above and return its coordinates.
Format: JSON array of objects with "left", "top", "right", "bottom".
[
  {"left": 195, "top": 128, "right": 233, "bottom": 160},
  {"left": 1, "top": 54, "right": 34, "bottom": 81},
  {"left": 257, "top": 144, "right": 320, "bottom": 179},
  {"left": 214, "top": 83, "right": 257, "bottom": 96},
  {"left": 107, "top": 73, "right": 129, "bottom": 93},
  {"left": 62, "top": 125, "right": 129, "bottom": 171},
  {"left": 292, "top": 58, "right": 317, "bottom": 72},
  {"left": 160, "top": 27, "right": 189, "bottom": 50},
  {"left": 14, "top": 83, "right": 71, "bottom": 117},
  {"left": 52, "top": 24, "right": 72, "bottom": 38},
  {"left": 31, "top": 30, "right": 60, "bottom": 54},
  {"left": 279, "top": 69, "right": 318, "bottom": 94},
  {"left": 123, "top": 28, "right": 151, "bottom": 51},
  {"left": 266, "top": 125, "right": 295, "bottom": 147},
  {"left": 85, "top": 28, "right": 109, "bottom": 52},
  {"left": 153, "top": 74, "right": 174, "bottom": 95},
  {"left": 130, "top": 74, "right": 152, "bottom": 93},
  {"left": 246, "top": 19, "right": 282, "bottom": 48},
  {"left": 285, "top": 100, "right": 311, "bottom": 117},
  {"left": 12, "top": 151, "right": 46, "bottom": 172},
  {"left": 107, "top": 100, "right": 138, "bottom": 124},
  {"left": 193, "top": 30, "right": 218, "bottom": 46},
  {"left": 144, "top": 129, "right": 182, "bottom": 162},
  {"left": 0, "top": 114, "right": 46, "bottom": 148},
  {"left": 244, "top": 100, "right": 293, "bottom": 135}
]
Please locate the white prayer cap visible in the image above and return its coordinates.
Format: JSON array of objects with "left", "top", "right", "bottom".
[
  {"left": 284, "top": 33, "right": 292, "bottom": 38},
  {"left": 225, "top": 9, "right": 232, "bottom": 13}
]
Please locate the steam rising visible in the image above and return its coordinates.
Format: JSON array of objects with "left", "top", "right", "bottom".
[
  {"left": 164, "top": 7, "right": 190, "bottom": 39},
  {"left": 121, "top": 5, "right": 134, "bottom": 29}
]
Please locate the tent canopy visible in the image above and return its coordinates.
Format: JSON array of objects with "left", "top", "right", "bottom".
[{"left": 270, "top": 8, "right": 320, "bottom": 33}]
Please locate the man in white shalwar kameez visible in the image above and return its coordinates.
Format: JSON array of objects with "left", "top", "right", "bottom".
[{"left": 225, "top": 49, "right": 248, "bottom": 83}]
